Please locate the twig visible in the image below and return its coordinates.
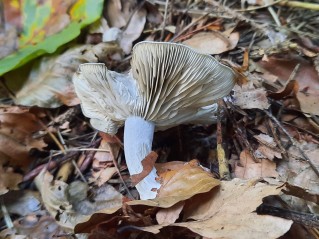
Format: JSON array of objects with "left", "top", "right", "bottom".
[
  {"left": 23, "top": 152, "right": 79, "bottom": 182},
  {"left": 267, "top": 1, "right": 281, "bottom": 27},
  {"left": 224, "top": 101, "right": 259, "bottom": 162},
  {"left": 264, "top": 110, "right": 319, "bottom": 178},
  {"left": 257, "top": 204, "right": 319, "bottom": 228},
  {"left": 267, "top": 119, "right": 289, "bottom": 160},
  {"left": 160, "top": 0, "right": 170, "bottom": 41},
  {"left": 279, "top": 1, "right": 319, "bottom": 11},
  {"left": 39, "top": 120, "right": 66, "bottom": 154},
  {"left": 217, "top": 100, "right": 230, "bottom": 180}
]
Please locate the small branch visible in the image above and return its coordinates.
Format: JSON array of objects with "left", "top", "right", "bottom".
[
  {"left": 160, "top": 0, "right": 170, "bottom": 41},
  {"left": 264, "top": 110, "right": 319, "bottom": 178},
  {"left": 279, "top": 1, "right": 319, "bottom": 11},
  {"left": 217, "top": 100, "right": 230, "bottom": 180}
]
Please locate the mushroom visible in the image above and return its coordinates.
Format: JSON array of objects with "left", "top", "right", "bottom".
[{"left": 73, "top": 41, "right": 237, "bottom": 199}]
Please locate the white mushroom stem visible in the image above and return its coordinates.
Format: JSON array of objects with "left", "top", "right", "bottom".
[{"left": 124, "top": 116, "right": 161, "bottom": 199}]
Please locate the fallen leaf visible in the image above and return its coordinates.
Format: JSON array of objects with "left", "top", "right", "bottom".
[
  {"left": 0, "top": 212, "right": 66, "bottom": 239},
  {"left": 0, "top": 165, "right": 22, "bottom": 195},
  {"left": 296, "top": 92, "right": 319, "bottom": 116},
  {"left": 157, "top": 160, "right": 220, "bottom": 199},
  {"left": 35, "top": 170, "right": 122, "bottom": 230},
  {"left": 0, "top": 0, "right": 104, "bottom": 75},
  {"left": 120, "top": 7, "right": 147, "bottom": 54},
  {"left": 0, "top": 106, "right": 46, "bottom": 167},
  {"left": 254, "top": 134, "right": 282, "bottom": 160},
  {"left": 141, "top": 179, "right": 292, "bottom": 239},
  {"left": 233, "top": 82, "right": 270, "bottom": 109},
  {"left": 91, "top": 167, "right": 117, "bottom": 187},
  {"left": 268, "top": 80, "right": 299, "bottom": 100},
  {"left": 235, "top": 149, "right": 278, "bottom": 179},
  {"left": 156, "top": 201, "right": 185, "bottom": 224},
  {"left": 105, "top": 0, "right": 138, "bottom": 28},
  {"left": 183, "top": 31, "right": 239, "bottom": 54},
  {"left": 278, "top": 145, "right": 319, "bottom": 195},
  {"left": 259, "top": 56, "right": 319, "bottom": 115},
  {"left": 15, "top": 43, "right": 121, "bottom": 107}
]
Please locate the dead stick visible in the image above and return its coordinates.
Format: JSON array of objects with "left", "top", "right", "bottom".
[
  {"left": 217, "top": 100, "right": 230, "bottom": 180},
  {"left": 264, "top": 110, "right": 319, "bottom": 178}
]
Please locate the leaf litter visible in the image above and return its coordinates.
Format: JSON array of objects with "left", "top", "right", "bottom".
[{"left": 1, "top": 0, "right": 319, "bottom": 238}]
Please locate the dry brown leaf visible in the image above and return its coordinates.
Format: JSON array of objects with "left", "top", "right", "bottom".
[
  {"left": 183, "top": 31, "right": 239, "bottom": 54},
  {"left": 91, "top": 167, "right": 117, "bottom": 187},
  {"left": 254, "top": 134, "right": 282, "bottom": 160},
  {"left": 127, "top": 160, "right": 220, "bottom": 208},
  {"left": 120, "top": 7, "right": 146, "bottom": 54},
  {"left": 296, "top": 92, "right": 319, "bottom": 115},
  {"left": 278, "top": 145, "right": 319, "bottom": 194},
  {"left": 0, "top": 211, "right": 66, "bottom": 239},
  {"left": 256, "top": 145, "right": 282, "bottom": 160},
  {"left": 0, "top": 106, "right": 46, "bottom": 168},
  {"left": 105, "top": 0, "right": 137, "bottom": 28},
  {"left": 235, "top": 149, "right": 278, "bottom": 179},
  {"left": 233, "top": 82, "right": 270, "bottom": 109},
  {"left": 157, "top": 160, "right": 220, "bottom": 198},
  {"left": 35, "top": 170, "right": 123, "bottom": 230},
  {"left": 15, "top": 43, "right": 121, "bottom": 108},
  {"left": 259, "top": 56, "right": 319, "bottom": 115},
  {"left": 156, "top": 201, "right": 185, "bottom": 224},
  {"left": 0, "top": 165, "right": 22, "bottom": 195},
  {"left": 140, "top": 179, "right": 292, "bottom": 239}
]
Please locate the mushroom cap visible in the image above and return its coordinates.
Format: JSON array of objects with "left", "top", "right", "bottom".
[{"left": 73, "top": 42, "right": 237, "bottom": 134}]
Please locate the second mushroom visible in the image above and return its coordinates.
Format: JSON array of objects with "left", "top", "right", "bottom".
[{"left": 73, "top": 41, "right": 237, "bottom": 200}]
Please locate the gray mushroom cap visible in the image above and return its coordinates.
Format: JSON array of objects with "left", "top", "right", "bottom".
[{"left": 73, "top": 41, "right": 237, "bottom": 134}]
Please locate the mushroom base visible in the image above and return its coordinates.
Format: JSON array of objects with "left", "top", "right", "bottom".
[{"left": 124, "top": 116, "right": 160, "bottom": 199}]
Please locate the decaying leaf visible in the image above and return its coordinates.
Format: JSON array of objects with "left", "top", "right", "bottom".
[
  {"left": 0, "top": 211, "right": 66, "bottom": 239},
  {"left": 254, "top": 134, "right": 282, "bottom": 160},
  {"left": 183, "top": 31, "right": 239, "bottom": 54},
  {"left": 15, "top": 43, "right": 121, "bottom": 108},
  {"left": 233, "top": 82, "right": 270, "bottom": 109},
  {"left": 0, "top": 106, "right": 46, "bottom": 168},
  {"left": 119, "top": 7, "right": 147, "bottom": 54},
  {"left": 259, "top": 56, "right": 319, "bottom": 115},
  {"left": 278, "top": 145, "right": 319, "bottom": 195},
  {"left": 235, "top": 149, "right": 278, "bottom": 179},
  {"left": 156, "top": 201, "right": 185, "bottom": 224},
  {"left": 138, "top": 179, "right": 292, "bottom": 239},
  {"left": 35, "top": 170, "right": 123, "bottom": 230},
  {"left": 105, "top": 0, "right": 138, "bottom": 28},
  {"left": 90, "top": 138, "right": 121, "bottom": 186},
  {"left": 0, "top": 165, "right": 23, "bottom": 195},
  {"left": 157, "top": 160, "right": 220, "bottom": 200},
  {"left": 0, "top": 0, "right": 104, "bottom": 75}
]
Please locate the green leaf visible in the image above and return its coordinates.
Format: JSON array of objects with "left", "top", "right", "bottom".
[{"left": 0, "top": 0, "right": 104, "bottom": 76}]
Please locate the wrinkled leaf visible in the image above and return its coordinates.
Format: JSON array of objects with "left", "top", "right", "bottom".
[
  {"left": 169, "top": 179, "right": 292, "bottom": 239},
  {"left": 235, "top": 149, "right": 278, "bottom": 179},
  {"left": 259, "top": 56, "right": 319, "bottom": 115},
  {"left": 0, "top": 165, "right": 22, "bottom": 195},
  {"left": 15, "top": 42, "right": 121, "bottom": 107},
  {"left": 183, "top": 31, "right": 239, "bottom": 54},
  {"left": 0, "top": 0, "right": 104, "bottom": 76},
  {"left": 0, "top": 106, "right": 46, "bottom": 168},
  {"left": 233, "top": 82, "right": 270, "bottom": 109},
  {"left": 35, "top": 170, "right": 122, "bottom": 230}
]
